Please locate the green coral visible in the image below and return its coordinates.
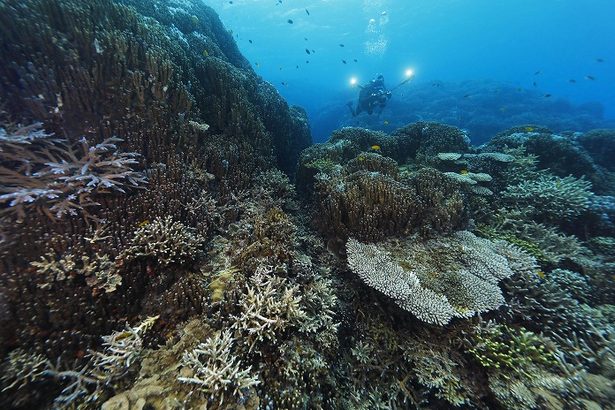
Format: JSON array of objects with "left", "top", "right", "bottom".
[
  {"left": 304, "top": 158, "right": 340, "bottom": 174},
  {"left": 468, "top": 324, "right": 558, "bottom": 377}
]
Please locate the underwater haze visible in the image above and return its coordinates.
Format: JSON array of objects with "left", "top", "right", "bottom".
[{"left": 208, "top": 0, "right": 615, "bottom": 142}]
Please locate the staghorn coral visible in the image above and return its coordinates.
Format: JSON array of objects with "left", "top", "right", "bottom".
[
  {"left": 122, "top": 216, "right": 204, "bottom": 267},
  {"left": 0, "top": 349, "right": 48, "bottom": 393},
  {"left": 467, "top": 323, "right": 559, "bottom": 374},
  {"left": 488, "top": 212, "right": 592, "bottom": 265},
  {"left": 346, "top": 231, "right": 536, "bottom": 325},
  {"left": 90, "top": 316, "right": 159, "bottom": 382},
  {"left": 502, "top": 174, "right": 593, "bottom": 221},
  {"left": 465, "top": 321, "right": 577, "bottom": 410},
  {"left": 0, "top": 124, "right": 146, "bottom": 222},
  {"left": 402, "top": 336, "right": 475, "bottom": 407},
  {"left": 230, "top": 265, "right": 306, "bottom": 353},
  {"left": 178, "top": 329, "right": 259, "bottom": 407},
  {"left": 31, "top": 251, "right": 121, "bottom": 294}
]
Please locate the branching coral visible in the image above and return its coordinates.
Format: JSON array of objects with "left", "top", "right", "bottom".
[
  {"left": 488, "top": 213, "right": 592, "bottom": 265},
  {"left": 31, "top": 251, "right": 121, "bottom": 294},
  {"left": 346, "top": 231, "right": 536, "bottom": 325},
  {"left": 122, "top": 216, "right": 204, "bottom": 266},
  {"left": 465, "top": 322, "right": 573, "bottom": 410},
  {"left": 230, "top": 265, "right": 306, "bottom": 352},
  {"left": 91, "top": 315, "right": 159, "bottom": 380},
  {"left": 502, "top": 174, "right": 593, "bottom": 221},
  {"left": 0, "top": 123, "right": 146, "bottom": 221},
  {"left": 178, "top": 329, "right": 259, "bottom": 406},
  {"left": 0, "top": 349, "right": 48, "bottom": 393},
  {"left": 402, "top": 336, "right": 475, "bottom": 407}
]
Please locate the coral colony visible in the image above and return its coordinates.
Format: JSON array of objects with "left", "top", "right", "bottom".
[{"left": 0, "top": 0, "right": 613, "bottom": 409}]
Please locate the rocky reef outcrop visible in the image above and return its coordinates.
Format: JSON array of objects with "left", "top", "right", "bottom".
[{"left": 0, "top": 1, "right": 310, "bottom": 406}]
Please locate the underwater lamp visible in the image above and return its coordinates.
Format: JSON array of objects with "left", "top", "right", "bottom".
[{"left": 350, "top": 77, "right": 358, "bottom": 86}]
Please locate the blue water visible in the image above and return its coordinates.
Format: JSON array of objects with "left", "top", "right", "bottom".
[{"left": 205, "top": 0, "right": 615, "bottom": 142}]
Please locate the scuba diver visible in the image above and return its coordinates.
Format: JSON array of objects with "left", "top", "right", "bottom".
[
  {"left": 347, "top": 74, "right": 391, "bottom": 117},
  {"left": 347, "top": 72, "right": 414, "bottom": 117}
]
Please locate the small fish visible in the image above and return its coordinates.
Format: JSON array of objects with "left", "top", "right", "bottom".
[
  {"left": 305, "top": 48, "right": 311, "bottom": 54},
  {"left": 533, "top": 81, "right": 537, "bottom": 87},
  {"left": 305, "top": 9, "right": 310, "bottom": 15},
  {"left": 281, "top": 81, "right": 287, "bottom": 86},
  {"left": 569, "top": 79, "right": 576, "bottom": 83},
  {"left": 248, "top": 39, "right": 253, "bottom": 44},
  {"left": 342, "top": 59, "right": 347, "bottom": 64},
  {"left": 544, "top": 94, "right": 552, "bottom": 98},
  {"left": 524, "top": 126, "right": 535, "bottom": 132},
  {"left": 306, "top": 60, "right": 309, "bottom": 63},
  {"left": 585, "top": 75, "right": 596, "bottom": 81},
  {"left": 596, "top": 58, "right": 605, "bottom": 63},
  {"left": 536, "top": 270, "right": 545, "bottom": 279},
  {"left": 534, "top": 70, "right": 542, "bottom": 75},
  {"left": 255, "top": 62, "right": 260, "bottom": 67},
  {"left": 229, "top": 0, "right": 233, "bottom": 3},
  {"left": 296, "top": 65, "right": 299, "bottom": 69},
  {"left": 339, "top": 44, "right": 345, "bottom": 47},
  {"left": 279, "top": 66, "right": 283, "bottom": 70},
  {"left": 202, "top": 50, "right": 209, "bottom": 57},
  {"left": 460, "top": 169, "right": 469, "bottom": 175},
  {"left": 304, "top": 37, "right": 308, "bottom": 41},
  {"left": 287, "top": 19, "right": 293, "bottom": 24},
  {"left": 381, "top": 11, "right": 387, "bottom": 16},
  {"left": 371, "top": 144, "right": 381, "bottom": 151},
  {"left": 138, "top": 220, "right": 150, "bottom": 228},
  {"left": 353, "top": 58, "right": 358, "bottom": 62},
  {"left": 311, "top": 49, "right": 315, "bottom": 53},
  {"left": 463, "top": 94, "right": 471, "bottom": 98},
  {"left": 383, "top": 120, "right": 389, "bottom": 125}
]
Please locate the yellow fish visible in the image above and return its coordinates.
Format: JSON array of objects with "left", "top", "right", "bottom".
[
  {"left": 202, "top": 50, "right": 209, "bottom": 57},
  {"left": 371, "top": 144, "right": 381, "bottom": 151},
  {"left": 524, "top": 126, "right": 535, "bottom": 132},
  {"left": 460, "top": 169, "right": 469, "bottom": 175},
  {"left": 536, "top": 270, "right": 545, "bottom": 279},
  {"left": 138, "top": 220, "right": 150, "bottom": 228}
]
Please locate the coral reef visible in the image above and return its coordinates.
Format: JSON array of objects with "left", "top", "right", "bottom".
[
  {"left": 0, "top": 0, "right": 613, "bottom": 408},
  {"left": 502, "top": 174, "right": 593, "bottom": 221}
]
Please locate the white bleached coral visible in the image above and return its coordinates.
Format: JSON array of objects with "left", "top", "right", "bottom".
[{"left": 346, "top": 231, "right": 536, "bottom": 325}]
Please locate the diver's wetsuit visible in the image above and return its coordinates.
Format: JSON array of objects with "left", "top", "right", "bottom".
[{"left": 349, "top": 75, "right": 392, "bottom": 116}]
